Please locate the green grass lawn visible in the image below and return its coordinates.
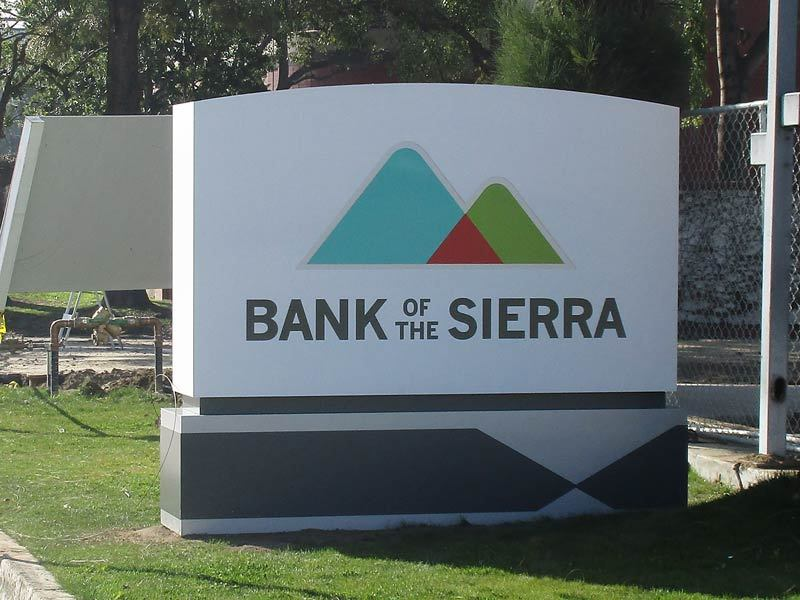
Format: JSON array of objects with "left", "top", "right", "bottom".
[{"left": 0, "top": 387, "right": 798, "bottom": 600}]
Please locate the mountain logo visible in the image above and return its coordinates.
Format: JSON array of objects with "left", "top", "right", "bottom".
[{"left": 307, "top": 146, "right": 566, "bottom": 266}]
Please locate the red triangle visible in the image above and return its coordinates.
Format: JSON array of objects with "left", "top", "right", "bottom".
[{"left": 428, "top": 215, "right": 502, "bottom": 264}]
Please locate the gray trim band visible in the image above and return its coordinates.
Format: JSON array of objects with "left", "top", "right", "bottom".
[{"left": 186, "top": 391, "right": 667, "bottom": 415}]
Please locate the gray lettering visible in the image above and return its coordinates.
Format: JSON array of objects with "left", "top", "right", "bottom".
[
  {"left": 246, "top": 299, "right": 278, "bottom": 341},
  {"left": 595, "top": 298, "right": 626, "bottom": 338},
  {"left": 564, "top": 298, "right": 593, "bottom": 338},
  {"left": 279, "top": 299, "right": 313, "bottom": 340},
  {"left": 499, "top": 298, "right": 525, "bottom": 339},
  {"left": 315, "top": 299, "right": 348, "bottom": 340},
  {"left": 530, "top": 298, "right": 559, "bottom": 338},
  {"left": 449, "top": 298, "right": 476, "bottom": 340},
  {"left": 356, "top": 299, "right": 387, "bottom": 340}
]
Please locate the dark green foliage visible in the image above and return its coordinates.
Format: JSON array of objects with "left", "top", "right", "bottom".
[
  {"left": 678, "top": 0, "right": 711, "bottom": 107},
  {"left": 5, "top": 0, "right": 709, "bottom": 133},
  {"left": 384, "top": 0, "right": 497, "bottom": 83},
  {"left": 19, "top": 0, "right": 503, "bottom": 120},
  {"left": 0, "top": 0, "right": 107, "bottom": 130},
  {"left": 26, "top": 0, "right": 282, "bottom": 116},
  {"left": 495, "top": 0, "right": 697, "bottom": 108},
  {"left": 138, "top": 1, "right": 277, "bottom": 113}
]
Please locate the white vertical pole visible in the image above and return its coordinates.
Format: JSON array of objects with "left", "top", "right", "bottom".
[{"left": 759, "top": 0, "right": 798, "bottom": 456}]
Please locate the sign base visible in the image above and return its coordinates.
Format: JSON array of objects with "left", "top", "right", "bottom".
[{"left": 160, "top": 405, "right": 685, "bottom": 536}]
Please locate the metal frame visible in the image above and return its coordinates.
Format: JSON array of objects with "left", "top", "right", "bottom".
[
  {"left": 758, "top": 0, "right": 798, "bottom": 456},
  {"left": 47, "top": 316, "right": 164, "bottom": 395},
  {"left": 58, "top": 291, "right": 114, "bottom": 347}
]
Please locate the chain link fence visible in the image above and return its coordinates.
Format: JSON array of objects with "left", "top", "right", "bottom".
[
  {"left": 788, "top": 128, "right": 800, "bottom": 441},
  {"left": 678, "top": 100, "right": 800, "bottom": 450}
]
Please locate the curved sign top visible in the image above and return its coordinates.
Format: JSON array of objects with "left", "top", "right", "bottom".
[{"left": 172, "top": 84, "right": 677, "bottom": 399}]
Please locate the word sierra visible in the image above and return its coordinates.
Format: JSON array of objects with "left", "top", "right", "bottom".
[{"left": 246, "top": 297, "right": 626, "bottom": 341}]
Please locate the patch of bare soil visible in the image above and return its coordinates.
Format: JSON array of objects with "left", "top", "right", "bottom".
[
  {"left": 116, "top": 525, "right": 434, "bottom": 552},
  {"left": 0, "top": 367, "right": 172, "bottom": 393},
  {"left": 0, "top": 335, "right": 30, "bottom": 351},
  {"left": 736, "top": 453, "right": 800, "bottom": 470},
  {"left": 115, "top": 526, "right": 182, "bottom": 545},
  {"left": 0, "top": 337, "right": 172, "bottom": 377}
]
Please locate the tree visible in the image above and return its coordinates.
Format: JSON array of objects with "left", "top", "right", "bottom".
[
  {"left": 495, "top": 0, "right": 694, "bottom": 108},
  {"left": 0, "top": 10, "right": 36, "bottom": 141},
  {"left": 107, "top": 0, "right": 143, "bottom": 115},
  {"left": 20, "top": 0, "right": 106, "bottom": 117},
  {"left": 279, "top": 1, "right": 499, "bottom": 86},
  {"left": 139, "top": 0, "right": 279, "bottom": 110},
  {"left": 681, "top": 0, "right": 711, "bottom": 109},
  {"left": 24, "top": 0, "right": 502, "bottom": 115},
  {"left": 0, "top": 0, "right": 104, "bottom": 140},
  {"left": 714, "top": 0, "right": 767, "bottom": 106},
  {"left": 381, "top": 0, "right": 496, "bottom": 83},
  {"left": 12, "top": 0, "right": 500, "bottom": 309},
  {"left": 105, "top": 0, "right": 152, "bottom": 309}
]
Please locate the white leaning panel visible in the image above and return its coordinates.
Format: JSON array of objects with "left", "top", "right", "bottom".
[{"left": 0, "top": 115, "right": 171, "bottom": 304}]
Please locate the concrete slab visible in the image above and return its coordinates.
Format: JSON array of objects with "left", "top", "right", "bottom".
[
  {"left": 0, "top": 531, "right": 74, "bottom": 599},
  {"left": 689, "top": 439, "right": 800, "bottom": 490}
]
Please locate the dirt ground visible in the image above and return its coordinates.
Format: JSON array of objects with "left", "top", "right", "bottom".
[
  {"left": 116, "top": 523, "right": 433, "bottom": 551},
  {"left": 0, "top": 331, "right": 794, "bottom": 393},
  {"left": 0, "top": 335, "right": 771, "bottom": 383},
  {"left": 0, "top": 335, "right": 172, "bottom": 390}
]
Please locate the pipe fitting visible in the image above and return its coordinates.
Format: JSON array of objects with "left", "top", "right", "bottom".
[{"left": 48, "top": 316, "right": 164, "bottom": 395}]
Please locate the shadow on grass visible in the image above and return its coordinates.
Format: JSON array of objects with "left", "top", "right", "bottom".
[
  {"left": 28, "top": 387, "right": 159, "bottom": 442},
  {"left": 4, "top": 298, "right": 73, "bottom": 337},
  {"left": 42, "top": 561, "right": 355, "bottom": 600},
  {"left": 0, "top": 425, "right": 159, "bottom": 442},
  {"left": 0, "top": 427, "right": 40, "bottom": 435},
  {"left": 207, "top": 476, "right": 800, "bottom": 599}
]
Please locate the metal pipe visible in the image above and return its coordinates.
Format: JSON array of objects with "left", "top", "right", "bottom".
[
  {"left": 48, "top": 316, "right": 163, "bottom": 395},
  {"left": 682, "top": 99, "right": 768, "bottom": 118}
]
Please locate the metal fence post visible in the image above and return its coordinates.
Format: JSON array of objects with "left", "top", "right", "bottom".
[
  {"left": 154, "top": 338, "right": 163, "bottom": 393},
  {"left": 47, "top": 348, "right": 59, "bottom": 396},
  {"left": 759, "top": 0, "right": 797, "bottom": 456}
]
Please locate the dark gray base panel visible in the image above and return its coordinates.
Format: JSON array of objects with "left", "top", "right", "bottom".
[
  {"left": 186, "top": 392, "right": 666, "bottom": 415},
  {"left": 160, "top": 407, "right": 687, "bottom": 534}
]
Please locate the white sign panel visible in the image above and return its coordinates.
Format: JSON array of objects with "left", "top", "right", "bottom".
[
  {"left": 0, "top": 115, "right": 171, "bottom": 302},
  {"left": 173, "top": 84, "right": 677, "bottom": 399}
]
